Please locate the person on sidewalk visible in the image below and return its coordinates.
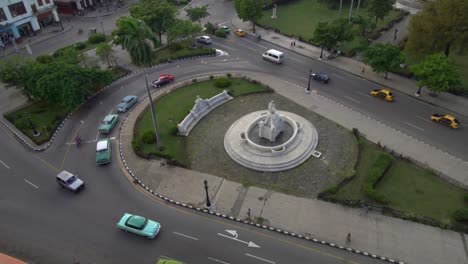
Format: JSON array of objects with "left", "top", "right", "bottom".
[{"left": 346, "top": 233, "right": 351, "bottom": 244}]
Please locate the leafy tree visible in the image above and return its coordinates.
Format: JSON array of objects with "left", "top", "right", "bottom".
[
  {"left": 368, "top": 0, "right": 395, "bottom": 26},
  {"left": 185, "top": 4, "right": 209, "bottom": 24},
  {"left": 411, "top": 53, "right": 460, "bottom": 95},
  {"left": 363, "top": 43, "right": 403, "bottom": 79},
  {"left": 312, "top": 18, "right": 353, "bottom": 58},
  {"left": 0, "top": 56, "right": 37, "bottom": 98},
  {"left": 167, "top": 19, "right": 203, "bottom": 43},
  {"left": 352, "top": 15, "right": 371, "bottom": 36},
  {"left": 234, "top": 0, "right": 263, "bottom": 33},
  {"left": 405, "top": 0, "right": 468, "bottom": 57},
  {"left": 130, "top": 0, "right": 177, "bottom": 44},
  {"left": 112, "top": 16, "right": 159, "bottom": 66},
  {"left": 96, "top": 43, "right": 114, "bottom": 68}
]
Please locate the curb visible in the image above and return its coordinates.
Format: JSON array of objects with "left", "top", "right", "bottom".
[{"left": 116, "top": 72, "right": 407, "bottom": 264}]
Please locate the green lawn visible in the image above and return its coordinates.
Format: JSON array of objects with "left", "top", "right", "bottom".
[
  {"left": 4, "top": 102, "right": 68, "bottom": 145},
  {"left": 332, "top": 138, "right": 467, "bottom": 224},
  {"left": 152, "top": 41, "right": 216, "bottom": 64},
  {"left": 258, "top": 0, "right": 403, "bottom": 41},
  {"left": 133, "top": 78, "right": 270, "bottom": 164}
]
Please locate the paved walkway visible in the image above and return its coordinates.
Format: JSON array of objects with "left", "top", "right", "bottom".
[{"left": 119, "top": 71, "right": 468, "bottom": 264}]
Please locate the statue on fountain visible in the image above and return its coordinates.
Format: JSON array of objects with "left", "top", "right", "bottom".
[{"left": 258, "top": 101, "right": 285, "bottom": 142}]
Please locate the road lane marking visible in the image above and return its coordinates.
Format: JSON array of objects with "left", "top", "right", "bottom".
[
  {"left": 405, "top": 122, "right": 425, "bottom": 132},
  {"left": 218, "top": 231, "right": 260, "bottom": 248},
  {"left": 245, "top": 254, "right": 275, "bottom": 264},
  {"left": 344, "top": 96, "right": 361, "bottom": 104},
  {"left": 24, "top": 179, "right": 39, "bottom": 189},
  {"left": 289, "top": 57, "right": 302, "bottom": 63},
  {"left": 415, "top": 115, "right": 431, "bottom": 123},
  {"left": 208, "top": 257, "right": 231, "bottom": 264},
  {"left": 0, "top": 160, "right": 10, "bottom": 169},
  {"left": 355, "top": 91, "right": 371, "bottom": 97},
  {"left": 173, "top": 232, "right": 199, "bottom": 241}
]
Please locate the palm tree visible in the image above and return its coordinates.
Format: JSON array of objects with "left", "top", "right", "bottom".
[{"left": 112, "top": 17, "right": 159, "bottom": 66}]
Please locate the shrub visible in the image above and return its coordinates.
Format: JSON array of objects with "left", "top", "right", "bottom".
[
  {"left": 132, "top": 140, "right": 141, "bottom": 151},
  {"left": 74, "top": 42, "right": 87, "bottom": 50},
  {"left": 169, "top": 125, "right": 179, "bottom": 135},
  {"left": 464, "top": 193, "right": 468, "bottom": 203},
  {"left": 325, "top": 185, "right": 338, "bottom": 195},
  {"left": 192, "top": 78, "right": 198, "bottom": 83},
  {"left": 226, "top": 73, "right": 232, "bottom": 78},
  {"left": 88, "top": 33, "right": 106, "bottom": 44},
  {"left": 352, "top": 128, "right": 359, "bottom": 138},
  {"left": 209, "top": 75, "right": 214, "bottom": 80},
  {"left": 169, "top": 42, "right": 185, "bottom": 52},
  {"left": 215, "top": 30, "right": 227, "bottom": 38},
  {"left": 36, "top": 54, "right": 54, "bottom": 64},
  {"left": 363, "top": 153, "right": 393, "bottom": 204},
  {"left": 214, "top": 77, "right": 231, "bottom": 88},
  {"left": 453, "top": 209, "right": 468, "bottom": 222},
  {"left": 141, "top": 130, "right": 156, "bottom": 144},
  {"left": 204, "top": 22, "right": 217, "bottom": 34}
]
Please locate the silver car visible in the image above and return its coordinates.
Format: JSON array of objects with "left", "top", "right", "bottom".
[
  {"left": 117, "top": 95, "right": 138, "bottom": 112},
  {"left": 196, "top": 35, "right": 212, "bottom": 44},
  {"left": 56, "top": 170, "right": 85, "bottom": 193}
]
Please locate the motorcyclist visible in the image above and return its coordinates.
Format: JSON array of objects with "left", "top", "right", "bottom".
[{"left": 75, "top": 133, "right": 81, "bottom": 146}]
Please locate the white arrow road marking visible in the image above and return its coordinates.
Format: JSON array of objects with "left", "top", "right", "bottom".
[
  {"left": 208, "top": 257, "right": 231, "bottom": 264},
  {"left": 217, "top": 231, "right": 260, "bottom": 248},
  {"left": 24, "top": 179, "right": 39, "bottom": 189},
  {"left": 80, "top": 120, "right": 85, "bottom": 124},
  {"left": 245, "top": 254, "right": 276, "bottom": 264},
  {"left": 0, "top": 160, "right": 10, "bottom": 169},
  {"left": 173, "top": 232, "right": 199, "bottom": 241},
  {"left": 405, "top": 122, "right": 425, "bottom": 132},
  {"left": 344, "top": 95, "right": 361, "bottom": 104}
]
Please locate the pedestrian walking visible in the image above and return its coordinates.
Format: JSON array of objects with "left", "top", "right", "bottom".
[
  {"left": 290, "top": 41, "right": 294, "bottom": 48},
  {"left": 365, "top": 205, "right": 369, "bottom": 214},
  {"left": 293, "top": 40, "right": 296, "bottom": 47},
  {"left": 247, "top": 208, "right": 251, "bottom": 218},
  {"left": 346, "top": 233, "right": 351, "bottom": 244},
  {"left": 393, "top": 28, "right": 398, "bottom": 41},
  {"left": 361, "top": 67, "right": 365, "bottom": 74}
]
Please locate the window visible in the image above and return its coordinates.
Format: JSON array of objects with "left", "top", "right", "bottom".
[
  {"left": 38, "top": 0, "right": 43, "bottom": 6},
  {"left": 8, "top": 2, "right": 27, "bottom": 17},
  {"left": 45, "top": 0, "right": 50, "bottom": 4},
  {"left": 0, "top": 8, "right": 7, "bottom": 22}
]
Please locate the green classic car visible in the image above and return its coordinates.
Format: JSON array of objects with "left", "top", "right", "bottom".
[
  {"left": 96, "top": 139, "right": 111, "bottom": 165},
  {"left": 156, "top": 257, "right": 184, "bottom": 264},
  {"left": 99, "top": 114, "right": 119, "bottom": 134},
  {"left": 116, "top": 213, "right": 161, "bottom": 239}
]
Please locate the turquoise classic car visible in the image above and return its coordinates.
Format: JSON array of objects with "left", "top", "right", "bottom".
[
  {"left": 116, "top": 213, "right": 161, "bottom": 239},
  {"left": 96, "top": 139, "right": 111, "bottom": 165},
  {"left": 99, "top": 114, "right": 119, "bottom": 134}
]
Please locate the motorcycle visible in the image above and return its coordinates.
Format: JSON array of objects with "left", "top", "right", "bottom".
[{"left": 75, "top": 134, "right": 81, "bottom": 147}]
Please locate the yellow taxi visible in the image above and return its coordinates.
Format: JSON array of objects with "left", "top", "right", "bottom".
[
  {"left": 234, "top": 29, "right": 246, "bottom": 37},
  {"left": 430, "top": 114, "right": 460, "bottom": 129},
  {"left": 370, "top": 88, "right": 394, "bottom": 102}
]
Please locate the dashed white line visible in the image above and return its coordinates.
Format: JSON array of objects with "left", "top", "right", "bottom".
[
  {"left": 344, "top": 96, "right": 361, "bottom": 104},
  {"left": 355, "top": 91, "right": 371, "bottom": 97},
  {"left": 245, "top": 254, "right": 276, "bottom": 264},
  {"left": 208, "top": 257, "right": 231, "bottom": 264},
  {"left": 405, "top": 122, "right": 425, "bottom": 131},
  {"left": 415, "top": 115, "right": 431, "bottom": 123},
  {"left": 0, "top": 160, "right": 10, "bottom": 169},
  {"left": 24, "top": 179, "right": 39, "bottom": 189},
  {"left": 173, "top": 232, "right": 199, "bottom": 241}
]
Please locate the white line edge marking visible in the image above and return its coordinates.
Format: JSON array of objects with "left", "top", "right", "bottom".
[
  {"left": 0, "top": 160, "right": 10, "bottom": 169},
  {"left": 344, "top": 95, "right": 361, "bottom": 104},
  {"left": 208, "top": 257, "right": 231, "bottom": 264},
  {"left": 24, "top": 179, "right": 39, "bottom": 189},
  {"left": 405, "top": 122, "right": 425, "bottom": 131},
  {"left": 415, "top": 115, "right": 431, "bottom": 123},
  {"left": 245, "top": 253, "right": 276, "bottom": 264},
  {"left": 173, "top": 232, "right": 199, "bottom": 240},
  {"left": 355, "top": 91, "right": 371, "bottom": 97}
]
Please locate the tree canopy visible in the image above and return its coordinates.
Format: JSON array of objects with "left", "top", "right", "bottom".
[
  {"left": 185, "top": 5, "right": 210, "bottom": 24},
  {"left": 167, "top": 19, "right": 203, "bottom": 43},
  {"left": 368, "top": 0, "right": 395, "bottom": 25},
  {"left": 112, "top": 16, "right": 159, "bottom": 66},
  {"left": 312, "top": 18, "right": 353, "bottom": 57},
  {"left": 411, "top": 53, "right": 460, "bottom": 94},
  {"left": 96, "top": 43, "right": 114, "bottom": 68},
  {"left": 363, "top": 43, "right": 403, "bottom": 79},
  {"left": 130, "top": 0, "right": 177, "bottom": 43},
  {"left": 234, "top": 0, "right": 264, "bottom": 33},
  {"left": 405, "top": 0, "right": 468, "bottom": 57}
]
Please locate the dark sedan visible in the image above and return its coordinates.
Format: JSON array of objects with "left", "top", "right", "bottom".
[
  {"left": 311, "top": 72, "right": 330, "bottom": 83},
  {"left": 152, "top": 74, "right": 175, "bottom": 88}
]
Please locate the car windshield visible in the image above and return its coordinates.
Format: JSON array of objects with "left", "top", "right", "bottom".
[
  {"left": 122, "top": 98, "right": 130, "bottom": 103},
  {"left": 388, "top": 92, "right": 393, "bottom": 96},
  {"left": 127, "top": 216, "right": 148, "bottom": 230},
  {"left": 66, "top": 176, "right": 77, "bottom": 184}
]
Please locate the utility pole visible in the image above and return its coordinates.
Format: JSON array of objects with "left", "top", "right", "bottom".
[{"left": 144, "top": 68, "right": 162, "bottom": 149}]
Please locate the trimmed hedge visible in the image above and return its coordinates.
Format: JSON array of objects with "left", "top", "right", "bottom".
[
  {"left": 453, "top": 209, "right": 468, "bottom": 222},
  {"left": 214, "top": 77, "right": 232, "bottom": 88},
  {"left": 88, "top": 33, "right": 106, "bottom": 44},
  {"left": 364, "top": 153, "right": 393, "bottom": 204},
  {"left": 142, "top": 130, "right": 156, "bottom": 144}
]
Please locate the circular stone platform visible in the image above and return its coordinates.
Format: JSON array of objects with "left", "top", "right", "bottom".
[{"left": 224, "top": 110, "right": 318, "bottom": 172}]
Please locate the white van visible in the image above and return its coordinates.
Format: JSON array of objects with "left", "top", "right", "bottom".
[{"left": 262, "top": 49, "right": 284, "bottom": 64}]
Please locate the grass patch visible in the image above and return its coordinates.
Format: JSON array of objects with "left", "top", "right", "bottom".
[
  {"left": 133, "top": 78, "right": 269, "bottom": 163},
  {"left": 152, "top": 41, "right": 216, "bottom": 64},
  {"left": 331, "top": 138, "right": 467, "bottom": 224},
  {"left": 54, "top": 35, "right": 113, "bottom": 56},
  {"left": 4, "top": 102, "right": 68, "bottom": 145}
]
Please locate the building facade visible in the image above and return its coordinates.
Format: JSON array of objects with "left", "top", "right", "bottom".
[
  {"left": 54, "top": 0, "right": 96, "bottom": 15},
  {"left": 0, "top": 0, "right": 60, "bottom": 45}
]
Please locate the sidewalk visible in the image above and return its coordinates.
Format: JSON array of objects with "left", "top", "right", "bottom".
[
  {"left": 230, "top": 18, "right": 468, "bottom": 118},
  {"left": 119, "top": 71, "right": 468, "bottom": 264}
]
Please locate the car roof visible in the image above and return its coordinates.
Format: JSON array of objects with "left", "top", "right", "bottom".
[
  {"left": 199, "top": 35, "right": 210, "bottom": 38},
  {"left": 57, "top": 170, "right": 74, "bottom": 181},
  {"left": 380, "top": 89, "right": 391, "bottom": 93},
  {"left": 103, "top": 114, "right": 117, "bottom": 122},
  {"left": 236, "top": 29, "right": 244, "bottom": 32},
  {"left": 97, "top": 140, "right": 109, "bottom": 151},
  {"left": 123, "top": 95, "right": 136, "bottom": 101},
  {"left": 127, "top": 215, "right": 146, "bottom": 228}
]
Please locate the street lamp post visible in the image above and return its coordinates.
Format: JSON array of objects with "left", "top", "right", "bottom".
[
  {"left": 204, "top": 179, "right": 211, "bottom": 208},
  {"left": 99, "top": 19, "right": 105, "bottom": 34},
  {"left": 307, "top": 69, "right": 312, "bottom": 93},
  {"left": 25, "top": 112, "right": 40, "bottom": 137},
  {"left": 144, "top": 68, "right": 162, "bottom": 150},
  {"left": 415, "top": 86, "right": 422, "bottom": 97}
]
